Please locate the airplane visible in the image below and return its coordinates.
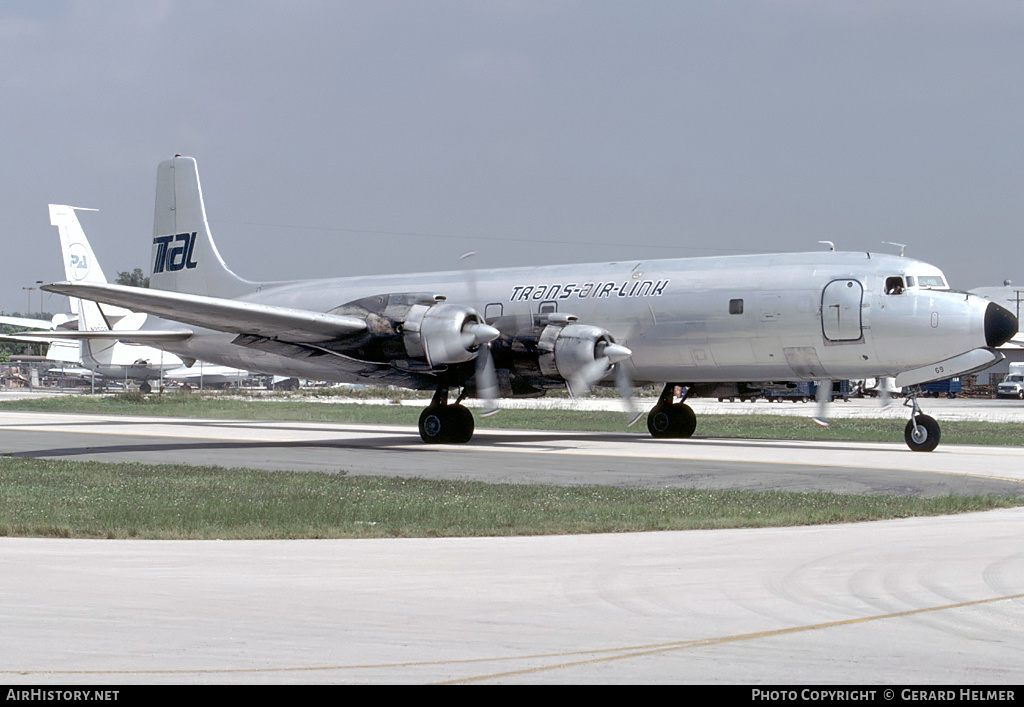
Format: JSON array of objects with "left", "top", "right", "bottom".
[
  {"left": 6, "top": 205, "right": 248, "bottom": 391},
  {"left": 40, "top": 156, "right": 1018, "bottom": 451}
]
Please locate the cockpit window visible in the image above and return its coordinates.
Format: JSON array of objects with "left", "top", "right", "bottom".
[
  {"left": 916, "top": 275, "right": 946, "bottom": 288},
  {"left": 885, "top": 276, "right": 905, "bottom": 295},
  {"left": 905, "top": 276, "right": 915, "bottom": 287}
]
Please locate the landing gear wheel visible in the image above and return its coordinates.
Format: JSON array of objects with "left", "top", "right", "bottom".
[
  {"left": 904, "top": 414, "right": 940, "bottom": 452},
  {"left": 418, "top": 405, "right": 475, "bottom": 444},
  {"left": 448, "top": 405, "right": 475, "bottom": 444},
  {"left": 419, "top": 407, "right": 447, "bottom": 444},
  {"left": 647, "top": 403, "right": 697, "bottom": 439}
]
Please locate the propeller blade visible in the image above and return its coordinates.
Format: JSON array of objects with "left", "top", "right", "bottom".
[
  {"left": 614, "top": 362, "right": 643, "bottom": 427},
  {"left": 812, "top": 379, "right": 831, "bottom": 427},
  {"left": 568, "top": 356, "right": 611, "bottom": 399},
  {"left": 879, "top": 376, "right": 893, "bottom": 409},
  {"left": 460, "top": 250, "right": 479, "bottom": 303},
  {"left": 475, "top": 344, "right": 499, "bottom": 417}
]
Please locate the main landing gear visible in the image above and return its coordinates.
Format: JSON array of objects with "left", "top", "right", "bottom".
[
  {"left": 903, "top": 387, "right": 941, "bottom": 452},
  {"left": 647, "top": 383, "right": 697, "bottom": 439},
  {"left": 418, "top": 386, "right": 475, "bottom": 444}
]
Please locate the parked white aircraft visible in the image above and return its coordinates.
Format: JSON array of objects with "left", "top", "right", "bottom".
[{"left": 42, "top": 157, "right": 1018, "bottom": 450}]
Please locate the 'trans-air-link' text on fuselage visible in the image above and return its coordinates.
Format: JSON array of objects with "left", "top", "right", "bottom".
[{"left": 509, "top": 279, "right": 669, "bottom": 302}]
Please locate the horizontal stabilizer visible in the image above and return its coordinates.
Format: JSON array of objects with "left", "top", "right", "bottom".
[
  {"left": 42, "top": 281, "right": 367, "bottom": 343},
  {"left": 12, "top": 329, "right": 194, "bottom": 342}
]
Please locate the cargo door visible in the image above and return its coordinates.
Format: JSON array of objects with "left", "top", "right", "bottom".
[{"left": 821, "top": 279, "right": 863, "bottom": 342}]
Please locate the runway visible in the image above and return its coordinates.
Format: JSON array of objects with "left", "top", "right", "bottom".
[{"left": 1, "top": 406, "right": 1023, "bottom": 684}]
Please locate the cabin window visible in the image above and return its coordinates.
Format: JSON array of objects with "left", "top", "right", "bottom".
[
  {"left": 485, "top": 303, "right": 504, "bottom": 322},
  {"left": 885, "top": 276, "right": 905, "bottom": 295},
  {"left": 729, "top": 299, "right": 744, "bottom": 314},
  {"left": 538, "top": 300, "right": 557, "bottom": 314}
]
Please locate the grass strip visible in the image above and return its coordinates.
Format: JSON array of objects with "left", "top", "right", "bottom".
[{"left": 1, "top": 457, "right": 1021, "bottom": 540}]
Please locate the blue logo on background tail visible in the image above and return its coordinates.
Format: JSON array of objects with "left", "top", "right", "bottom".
[
  {"left": 153, "top": 232, "right": 199, "bottom": 273},
  {"left": 68, "top": 243, "right": 90, "bottom": 281}
]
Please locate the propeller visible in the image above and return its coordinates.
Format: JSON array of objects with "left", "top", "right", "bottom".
[
  {"left": 616, "top": 302, "right": 659, "bottom": 427},
  {"left": 878, "top": 376, "right": 894, "bottom": 409},
  {"left": 566, "top": 340, "right": 641, "bottom": 425},
  {"left": 461, "top": 251, "right": 499, "bottom": 416},
  {"left": 812, "top": 378, "right": 831, "bottom": 427},
  {"left": 614, "top": 360, "right": 644, "bottom": 427},
  {"left": 566, "top": 341, "right": 631, "bottom": 398},
  {"left": 421, "top": 318, "right": 499, "bottom": 367},
  {"left": 460, "top": 321, "right": 500, "bottom": 349},
  {"left": 475, "top": 341, "right": 499, "bottom": 417}
]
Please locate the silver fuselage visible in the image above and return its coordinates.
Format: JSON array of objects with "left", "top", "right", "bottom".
[{"left": 143, "top": 250, "right": 995, "bottom": 390}]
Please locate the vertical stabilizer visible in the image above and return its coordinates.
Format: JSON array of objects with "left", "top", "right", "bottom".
[
  {"left": 49, "top": 204, "right": 143, "bottom": 368},
  {"left": 151, "top": 156, "right": 256, "bottom": 298},
  {"left": 50, "top": 204, "right": 106, "bottom": 316}
]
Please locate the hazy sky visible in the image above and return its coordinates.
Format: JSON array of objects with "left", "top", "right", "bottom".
[{"left": 3, "top": 0, "right": 1022, "bottom": 315}]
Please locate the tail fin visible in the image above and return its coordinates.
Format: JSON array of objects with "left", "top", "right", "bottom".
[
  {"left": 50, "top": 204, "right": 107, "bottom": 316},
  {"left": 49, "top": 203, "right": 136, "bottom": 319},
  {"left": 151, "top": 156, "right": 257, "bottom": 298},
  {"left": 49, "top": 204, "right": 114, "bottom": 366}
]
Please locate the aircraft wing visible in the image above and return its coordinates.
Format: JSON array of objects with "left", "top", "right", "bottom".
[
  {"left": 0, "top": 333, "right": 58, "bottom": 344},
  {"left": 42, "top": 281, "right": 367, "bottom": 343},
  {"left": 0, "top": 315, "right": 52, "bottom": 330}
]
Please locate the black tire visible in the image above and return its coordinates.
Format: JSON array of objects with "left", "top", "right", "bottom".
[
  {"left": 647, "top": 403, "right": 696, "bottom": 439},
  {"left": 904, "top": 414, "right": 941, "bottom": 452},
  {"left": 448, "top": 405, "right": 475, "bottom": 444},
  {"left": 675, "top": 403, "right": 697, "bottom": 438},
  {"left": 418, "top": 406, "right": 474, "bottom": 444}
]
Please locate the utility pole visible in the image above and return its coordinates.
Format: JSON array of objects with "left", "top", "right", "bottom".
[{"left": 22, "top": 286, "right": 34, "bottom": 316}]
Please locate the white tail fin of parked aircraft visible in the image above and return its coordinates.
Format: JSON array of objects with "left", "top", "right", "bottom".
[{"left": 8, "top": 206, "right": 244, "bottom": 389}]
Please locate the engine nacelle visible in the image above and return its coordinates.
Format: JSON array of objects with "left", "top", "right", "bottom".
[
  {"left": 536, "top": 323, "right": 624, "bottom": 384},
  {"left": 402, "top": 302, "right": 498, "bottom": 368}
]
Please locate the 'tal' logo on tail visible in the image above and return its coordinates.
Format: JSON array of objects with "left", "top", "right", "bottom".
[{"left": 153, "top": 232, "right": 200, "bottom": 273}]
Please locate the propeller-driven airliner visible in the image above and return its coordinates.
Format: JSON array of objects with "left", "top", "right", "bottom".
[{"left": 41, "top": 156, "right": 1018, "bottom": 451}]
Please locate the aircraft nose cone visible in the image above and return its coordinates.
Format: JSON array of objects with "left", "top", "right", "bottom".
[{"left": 985, "top": 302, "right": 1018, "bottom": 348}]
